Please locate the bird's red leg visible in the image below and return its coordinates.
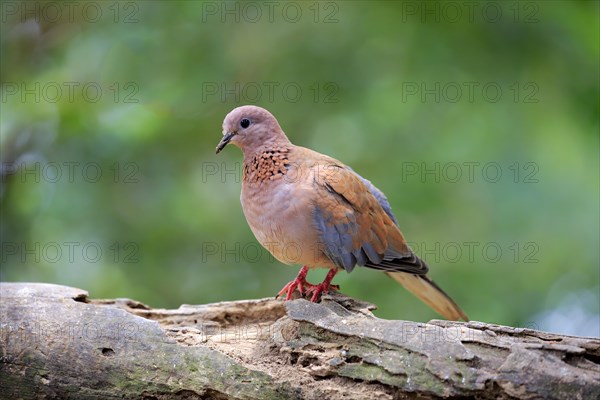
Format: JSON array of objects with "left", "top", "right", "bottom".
[
  {"left": 276, "top": 265, "right": 310, "bottom": 300},
  {"left": 305, "top": 268, "right": 339, "bottom": 302}
]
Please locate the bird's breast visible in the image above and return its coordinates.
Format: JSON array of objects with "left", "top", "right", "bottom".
[{"left": 240, "top": 176, "right": 332, "bottom": 268}]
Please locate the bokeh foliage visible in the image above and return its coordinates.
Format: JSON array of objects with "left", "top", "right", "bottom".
[{"left": 1, "top": 1, "right": 598, "bottom": 336}]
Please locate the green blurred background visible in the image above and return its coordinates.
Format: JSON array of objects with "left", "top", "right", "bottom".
[{"left": 1, "top": 1, "right": 598, "bottom": 337}]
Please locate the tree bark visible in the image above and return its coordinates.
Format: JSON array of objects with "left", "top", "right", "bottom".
[{"left": 1, "top": 283, "right": 598, "bottom": 400}]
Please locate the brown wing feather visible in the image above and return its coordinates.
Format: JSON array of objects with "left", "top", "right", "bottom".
[
  {"left": 312, "top": 160, "right": 426, "bottom": 274},
  {"left": 307, "top": 150, "right": 468, "bottom": 321}
]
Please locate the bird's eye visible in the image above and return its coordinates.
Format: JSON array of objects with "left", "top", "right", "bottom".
[{"left": 240, "top": 118, "right": 251, "bottom": 129}]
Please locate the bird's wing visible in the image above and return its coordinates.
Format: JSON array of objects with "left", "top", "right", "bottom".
[{"left": 310, "top": 159, "right": 428, "bottom": 275}]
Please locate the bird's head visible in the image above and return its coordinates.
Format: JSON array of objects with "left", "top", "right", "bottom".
[{"left": 216, "top": 105, "right": 289, "bottom": 154}]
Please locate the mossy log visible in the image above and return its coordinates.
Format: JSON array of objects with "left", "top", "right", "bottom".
[{"left": 1, "top": 282, "right": 599, "bottom": 399}]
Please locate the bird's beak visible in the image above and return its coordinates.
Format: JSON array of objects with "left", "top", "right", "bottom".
[{"left": 216, "top": 131, "right": 236, "bottom": 154}]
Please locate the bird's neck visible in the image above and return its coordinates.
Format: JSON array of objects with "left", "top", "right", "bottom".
[{"left": 242, "top": 143, "right": 292, "bottom": 184}]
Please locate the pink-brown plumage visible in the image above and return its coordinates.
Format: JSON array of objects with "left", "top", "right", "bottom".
[{"left": 216, "top": 105, "right": 468, "bottom": 321}]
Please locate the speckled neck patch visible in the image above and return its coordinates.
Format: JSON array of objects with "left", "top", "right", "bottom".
[{"left": 243, "top": 147, "right": 291, "bottom": 182}]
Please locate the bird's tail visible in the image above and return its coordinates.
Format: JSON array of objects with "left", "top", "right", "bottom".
[{"left": 386, "top": 272, "right": 469, "bottom": 321}]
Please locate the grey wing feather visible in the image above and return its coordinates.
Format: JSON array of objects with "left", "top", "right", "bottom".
[
  {"left": 355, "top": 174, "right": 398, "bottom": 225},
  {"left": 354, "top": 171, "right": 428, "bottom": 275},
  {"left": 313, "top": 167, "right": 428, "bottom": 275},
  {"left": 313, "top": 207, "right": 359, "bottom": 272}
]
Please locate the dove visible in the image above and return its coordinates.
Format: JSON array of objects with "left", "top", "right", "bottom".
[{"left": 216, "top": 105, "right": 468, "bottom": 321}]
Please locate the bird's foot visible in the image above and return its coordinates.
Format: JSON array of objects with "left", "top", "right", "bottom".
[
  {"left": 276, "top": 267, "right": 340, "bottom": 302},
  {"left": 276, "top": 265, "right": 310, "bottom": 300},
  {"left": 304, "top": 282, "right": 340, "bottom": 302},
  {"left": 304, "top": 268, "right": 339, "bottom": 302}
]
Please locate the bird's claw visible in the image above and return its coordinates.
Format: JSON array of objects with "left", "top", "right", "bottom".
[
  {"left": 276, "top": 280, "right": 340, "bottom": 302},
  {"left": 276, "top": 267, "right": 340, "bottom": 302},
  {"left": 304, "top": 283, "right": 340, "bottom": 302},
  {"left": 276, "top": 266, "right": 310, "bottom": 300},
  {"left": 275, "top": 279, "right": 305, "bottom": 300}
]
